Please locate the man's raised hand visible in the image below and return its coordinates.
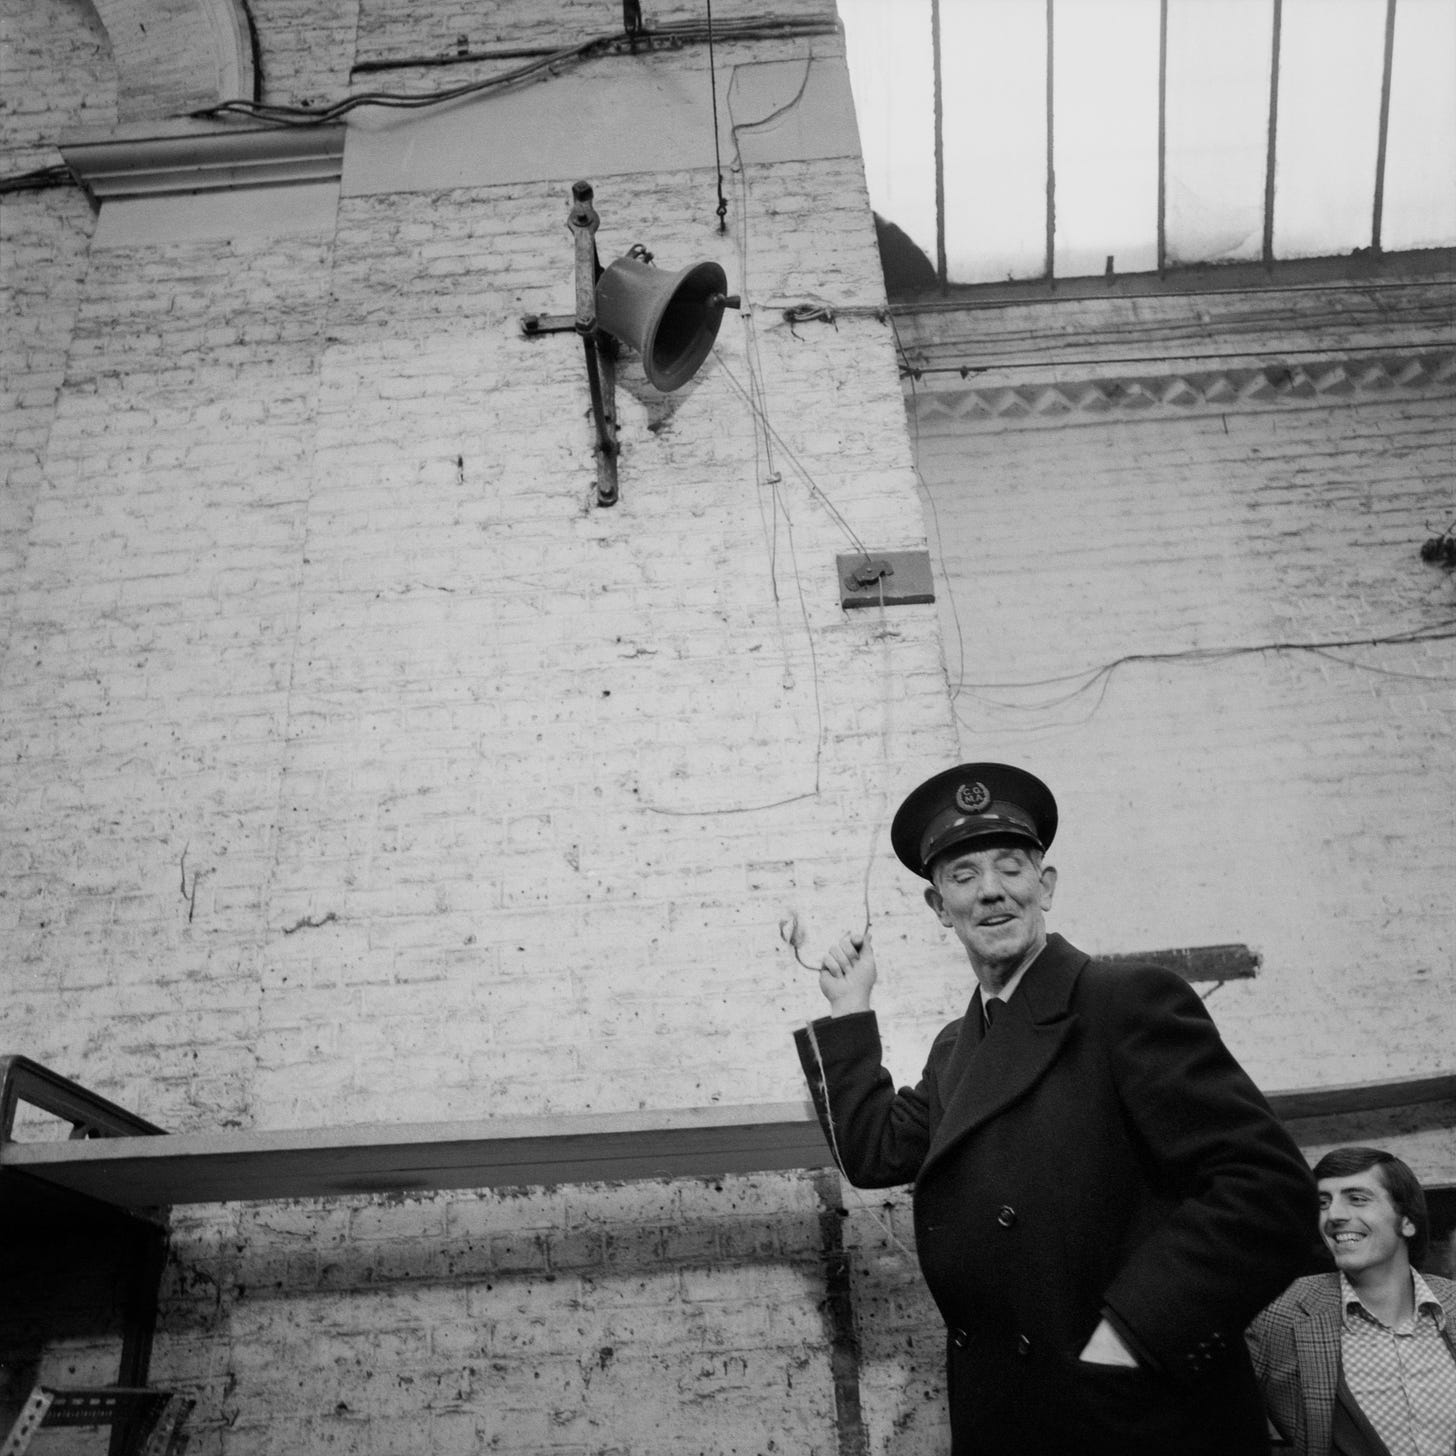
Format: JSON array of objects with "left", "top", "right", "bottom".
[{"left": 819, "top": 930, "right": 877, "bottom": 1015}]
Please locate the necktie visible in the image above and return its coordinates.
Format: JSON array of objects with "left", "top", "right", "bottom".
[{"left": 984, "top": 997, "right": 1003, "bottom": 1027}]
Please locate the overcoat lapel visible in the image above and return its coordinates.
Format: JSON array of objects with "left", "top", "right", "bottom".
[
  {"left": 919, "top": 935, "right": 1081, "bottom": 1182},
  {"left": 1290, "top": 1277, "right": 1342, "bottom": 1456}
]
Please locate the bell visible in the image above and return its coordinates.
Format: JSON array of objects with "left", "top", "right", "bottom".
[{"left": 594, "top": 257, "right": 737, "bottom": 392}]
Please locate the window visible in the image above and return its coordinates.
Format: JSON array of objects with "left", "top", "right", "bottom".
[{"left": 839, "top": 0, "right": 1456, "bottom": 288}]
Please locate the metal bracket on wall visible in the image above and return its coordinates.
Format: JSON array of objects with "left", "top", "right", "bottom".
[
  {"left": 522, "top": 181, "right": 738, "bottom": 509},
  {"left": 835, "top": 550, "right": 935, "bottom": 609},
  {"left": 519, "top": 313, "right": 579, "bottom": 336},
  {"left": 565, "top": 181, "right": 620, "bottom": 507}
]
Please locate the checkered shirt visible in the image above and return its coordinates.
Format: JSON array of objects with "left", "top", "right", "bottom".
[{"left": 1340, "top": 1271, "right": 1456, "bottom": 1456}]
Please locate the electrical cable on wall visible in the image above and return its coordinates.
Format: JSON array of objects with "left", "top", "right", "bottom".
[
  {"left": 714, "top": 358, "right": 875, "bottom": 562},
  {"left": 671, "top": 51, "right": 908, "bottom": 1002},
  {"left": 189, "top": 17, "right": 835, "bottom": 126},
  {"left": 946, "top": 621, "right": 1456, "bottom": 736},
  {"left": 0, "top": 16, "right": 832, "bottom": 191},
  {"left": 717, "top": 61, "right": 876, "bottom": 571},
  {"left": 778, "top": 570, "right": 892, "bottom": 974},
  {"left": 0, "top": 164, "right": 76, "bottom": 196},
  {"left": 642, "top": 50, "right": 841, "bottom": 821},
  {"left": 721, "top": 59, "right": 903, "bottom": 981},
  {"left": 901, "top": 381, "right": 1456, "bottom": 734}
]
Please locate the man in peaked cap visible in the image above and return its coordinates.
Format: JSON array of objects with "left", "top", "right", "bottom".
[{"left": 794, "top": 763, "right": 1317, "bottom": 1456}]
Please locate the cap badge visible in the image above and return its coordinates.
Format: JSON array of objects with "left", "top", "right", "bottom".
[{"left": 954, "top": 781, "right": 991, "bottom": 813}]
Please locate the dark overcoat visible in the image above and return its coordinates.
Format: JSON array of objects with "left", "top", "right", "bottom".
[{"left": 794, "top": 932, "right": 1318, "bottom": 1456}]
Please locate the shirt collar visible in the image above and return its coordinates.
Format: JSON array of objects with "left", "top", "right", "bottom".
[
  {"left": 982, "top": 956, "right": 1035, "bottom": 1020},
  {"left": 1339, "top": 1272, "right": 1363, "bottom": 1326},
  {"left": 1412, "top": 1270, "right": 1447, "bottom": 1329},
  {"left": 1339, "top": 1270, "right": 1446, "bottom": 1331}
]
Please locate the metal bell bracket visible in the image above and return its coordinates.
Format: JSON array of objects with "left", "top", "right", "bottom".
[
  {"left": 521, "top": 181, "right": 739, "bottom": 508},
  {"left": 569, "top": 181, "right": 619, "bottom": 507},
  {"left": 513, "top": 182, "right": 621, "bottom": 506}
]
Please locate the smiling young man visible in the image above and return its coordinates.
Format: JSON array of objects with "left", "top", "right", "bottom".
[
  {"left": 794, "top": 762, "right": 1317, "bottom": 1456},
  {"left": 1247, "top": 1147, "right": 1456, "bottom": 1456}
]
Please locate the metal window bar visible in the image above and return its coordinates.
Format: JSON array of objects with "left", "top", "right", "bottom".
[
  {"left": 932, "top": 0, "right": 947, "bottom": 290},
  {"left": 1262, "top": 0, "right": 1283, "bottom": 267},
  {"left": 1156, "top": 0, "right": 1169, "bottom": 275},
  {"left": 902, "top": 0, "right": 1424, "bottom": 291},
  {"left": 1046, "top": 0, "right": 1057, "bottom": 283},
  {"left": 1372, "top": 0, "right": 1399, "bottom": 253}
]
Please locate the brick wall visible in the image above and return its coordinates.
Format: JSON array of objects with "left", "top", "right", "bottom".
[
  {"left": 0, "top": 4, "right": 960, "bottom": 1451},
  {"left": 905, "top": 317, "right": 1456, "bottom": 1103},
  {"left": 3, "top": 2, "right": 1452, "bottom": 1452},
  {"left": 148, "top": 1174, "right": 847, "bottom": 1455},
  {"left": 0, "top": 0, "right": 116, "bottom": 168}
]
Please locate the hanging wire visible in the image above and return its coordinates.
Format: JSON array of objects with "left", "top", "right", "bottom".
[
  {"left": 635, "top": 47, "right": 847, "bottom": 823},
  {"left": 712, "top": 357, "right": 876, "bottom": 562},
  {"left": 714, "top": 69, "right": 899, "bottom": 967},
  {"left": 706, "top": 0, "right": 729, "bottom": 231},
  {"left": 785, "top": 571, "right": 894, "bottom": 970}
]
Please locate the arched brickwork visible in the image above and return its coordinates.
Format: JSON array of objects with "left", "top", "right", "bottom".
[{"left": 89, "top": 0, "right": 255, "bottom": 119}]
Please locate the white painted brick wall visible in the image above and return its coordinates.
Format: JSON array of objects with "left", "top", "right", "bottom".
[
  {"left": 0, "top": 0, "right": 116, "bottom": 167},
  {"left": 0, "top": 5, "right": 955, "bottom": 1450},
  {"left": 4, "top": 1, "right": 1452, "bottom": 1451},
  {"left": 140, "top": 1175, "right": 845, "bottom": 1455},
  {"left": 248, "top": 0, "right": 362, "bottom": 112},
  {"left": 909, "top": 384, "right": 1456, "bottom": 1103}
]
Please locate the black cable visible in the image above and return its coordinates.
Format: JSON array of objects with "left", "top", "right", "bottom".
[
  {"left": 0, "top": 164, "right": 78, "bottom": 196},
  {"left": 195, "top": 17, "right": 836, "bottom": 126},
  {"left": 952, "top": 623, "right": 1456, "bottom": 728},
  {"left": 706, "top": 0, "right": 728, "bottom": 231},
  {"left": 194, "top": 34, "right": 616, "bottom": 124}
]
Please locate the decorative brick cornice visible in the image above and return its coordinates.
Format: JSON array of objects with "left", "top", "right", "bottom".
[
  {"left": 60, "top": 122, "right": 345, "bottom": 203},
  {"left": 907, "top": 349, "right": 1456, "bottom": 427}
]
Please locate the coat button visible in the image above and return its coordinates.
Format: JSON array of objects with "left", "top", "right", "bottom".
[
  {"left": 951, "top": 1328, "right": 970, "bottom": 1350},
  {"left": 1016, "top": 1334, "right": 1032, "bottom": 1357},
  {"left": 996, "top": 1205, "right": 1017, "bottom": 1228}
]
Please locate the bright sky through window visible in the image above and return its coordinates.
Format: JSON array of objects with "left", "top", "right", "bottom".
[{"left": 838, "top": 0, "right": 1456, "bottom": 288}]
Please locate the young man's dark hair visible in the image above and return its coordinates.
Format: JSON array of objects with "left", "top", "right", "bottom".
[
  {"left": 1249, "top": 1145, "right": 1456, "bottom": 1455},
  {"left": 1312, "top": 1145, "right": 1429, "bottom": 1265}
]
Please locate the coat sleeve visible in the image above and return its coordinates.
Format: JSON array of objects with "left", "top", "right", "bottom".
[
  {"left": 792, "top": 1011, "right": 934, "bottom": 1188},
  {"left": 1244, "top": 1299, "right": 1302, "bottom": 1450},
  {"left": 1094, "top": 964, "right": 1319, "bottom": 1383}
]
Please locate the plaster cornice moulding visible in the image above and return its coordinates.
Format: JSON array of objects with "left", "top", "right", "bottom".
[{"left": 60, "top": 122, "right": 345, "bottom": 204}]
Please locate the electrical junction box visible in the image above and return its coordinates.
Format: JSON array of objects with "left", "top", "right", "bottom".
[{"left": 835, "top": 549, "right": 935, "bottom": 609}]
